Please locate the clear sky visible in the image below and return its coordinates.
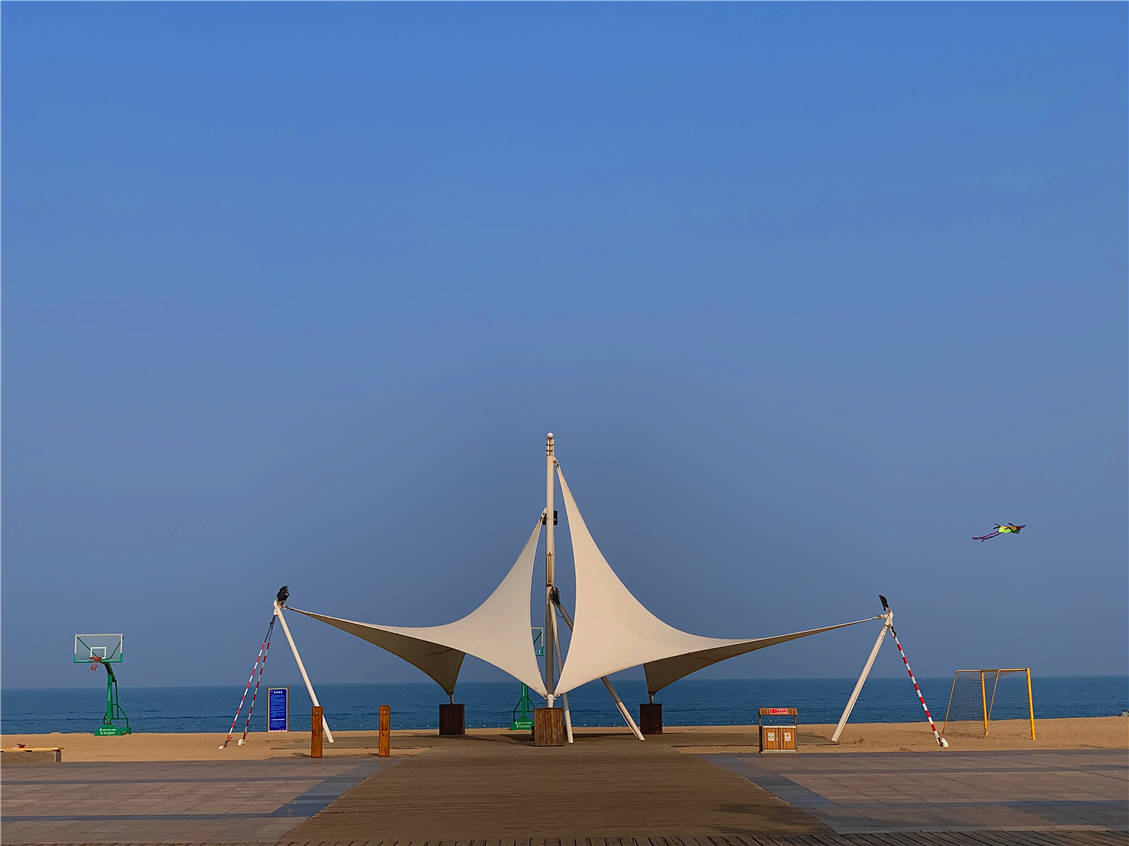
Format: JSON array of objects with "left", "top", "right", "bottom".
[{"left": 3, "top": 3, "right": 1126, "bottom": 693}]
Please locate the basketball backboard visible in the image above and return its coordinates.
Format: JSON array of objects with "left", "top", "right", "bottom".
[{"left": 74, "top": 633, "right": 124, "bottom": 663}]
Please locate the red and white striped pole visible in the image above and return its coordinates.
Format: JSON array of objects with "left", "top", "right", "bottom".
[
  {"left": 890, "top": 624, "right": 948, "bottom": 748},
  {"left": 220, "top": 618, "right": 275, "bottom": 750},
  {"left": 239, "top": 636, "right": 272, "bottom": 745}
]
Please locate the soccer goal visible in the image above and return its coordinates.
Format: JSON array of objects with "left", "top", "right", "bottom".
[{"left": 942, "top": 668, "right": 1035, "bottom": 741}]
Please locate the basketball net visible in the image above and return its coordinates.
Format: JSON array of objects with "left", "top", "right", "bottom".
[{"left": 89, "top": 656, "right": 103, "bottom": 672}]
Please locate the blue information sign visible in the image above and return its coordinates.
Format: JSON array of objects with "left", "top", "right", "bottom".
[{"left": 267, "top": 687, "right": 288, "bottom": 733}]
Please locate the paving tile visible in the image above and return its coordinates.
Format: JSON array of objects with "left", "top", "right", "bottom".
[
  {"left": 0, "top": 758, "right": 384, "bottom": 845},
  {"left": 5, "top": 747, "right": 1127, "bottom": 844},
  {"left": 705, "top": 750, "right": 1129, "bottom": 836}
]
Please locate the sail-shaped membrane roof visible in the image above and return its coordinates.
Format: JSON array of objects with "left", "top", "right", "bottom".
[
  {"left": 552, "top": 464, "right": 880, "bottom": 696},
  {"left": 288, "top": 518, "right": 547, "bottom": 696}
]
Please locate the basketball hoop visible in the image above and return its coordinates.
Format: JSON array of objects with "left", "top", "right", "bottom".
[{"left": 74, "top": 633, "right": 131, "bottom": 735}]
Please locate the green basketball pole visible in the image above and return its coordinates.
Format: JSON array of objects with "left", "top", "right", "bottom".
[
  {"left": 93, "top": 659, "right": 131, "bottom": 736},
  {"left": 511, "top": 682, "right": 535, "bottom": 730}
]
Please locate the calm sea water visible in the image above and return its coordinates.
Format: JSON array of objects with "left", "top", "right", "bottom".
[{"left": 3, "top": 676, "right": 1125, "bottom": 735}]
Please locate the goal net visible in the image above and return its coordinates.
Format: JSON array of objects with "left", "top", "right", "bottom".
[{"left": 942, "top": 668, "right": 1035, "bottom": 740}]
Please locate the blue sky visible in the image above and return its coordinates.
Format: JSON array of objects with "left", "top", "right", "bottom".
[{"left": 3, "top": 3, "right": 1126, "bottom": 694}]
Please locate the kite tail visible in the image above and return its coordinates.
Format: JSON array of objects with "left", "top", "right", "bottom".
[{"left": 972, "top": 530, "right": 1000, "bottom": 542}]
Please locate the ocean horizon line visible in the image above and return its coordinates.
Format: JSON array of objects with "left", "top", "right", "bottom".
[
  {"left": 4, "top": 675, "right": 1125, "bottom": 734},
  {"left": 5, "top": 673, "right": 1126, "bottom": 693}
]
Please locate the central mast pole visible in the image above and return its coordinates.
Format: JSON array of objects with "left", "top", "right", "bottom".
[{"left": 545, "top": 432, "right": 556, "bottom": 706}]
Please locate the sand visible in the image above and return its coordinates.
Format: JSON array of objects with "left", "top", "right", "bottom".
[{"left": 3, "top": 716, "right": 1125, "bottom": 763}]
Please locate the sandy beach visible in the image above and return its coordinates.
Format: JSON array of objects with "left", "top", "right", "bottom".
[{"left": 4, "top": 716, "right": 1125, "bottom": 763}]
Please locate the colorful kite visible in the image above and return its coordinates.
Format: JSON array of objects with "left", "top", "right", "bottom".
[{"left": 973, "top": 523, "right": 1025, "bottom": 542}]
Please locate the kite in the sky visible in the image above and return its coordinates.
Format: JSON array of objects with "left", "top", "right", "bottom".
[{"left": 973, "top": 523, "right": 1025, "bottom": 542}]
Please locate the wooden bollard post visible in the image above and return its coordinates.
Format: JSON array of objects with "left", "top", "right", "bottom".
[
  {"left": 378, "top": 705, "right": 390, "bottom": 757},
  {"left": 533, "top": 706, "right": 565, "bottom": 746},
  {"left": 310, "top": 706, "right": 324, "bottom": 758}
]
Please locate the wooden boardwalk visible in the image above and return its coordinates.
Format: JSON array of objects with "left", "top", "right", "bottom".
[
  {"left": 274, "top": 837, "right": 1128, "bottom": 846},
  {"left": 286, "top": 733, "right": 824, "bottom": 840},
  {"left": 49, "top": 835, "right": 1127, "bottom": 845},
  {"left": 281, "top": 736, "right": 1128, "bottom": 843}
]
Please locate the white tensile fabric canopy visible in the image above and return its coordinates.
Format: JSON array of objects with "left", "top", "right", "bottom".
[
  {"left": 287, "top": 518, "right": 548, "bottom": 697},
  {"left": 286, "top": 454, "right": 880, "bottom": 703},
  {"left": 552, "top": 464, "right": 879, "bottom": 697}
]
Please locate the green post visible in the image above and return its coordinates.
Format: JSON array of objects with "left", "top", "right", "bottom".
[
  {"left": 511, "top": 628, "right": 544, "bottom": 730},
  {"left": 511, "top": 683, "right": 534, "bottom": 730},
  {"left": 95, "top": 663, "right": 131, "bottom": 736}
]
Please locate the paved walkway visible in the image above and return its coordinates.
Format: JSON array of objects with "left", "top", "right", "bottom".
[
  {"left": 0, "top": 758, "right": 396, "bottom": 844},
  {"left": 1, "top": 735, "right": 1126, "bottom": 845},
  {"left": 708, "top": 749, "right": 1129, "bottom": 834}
]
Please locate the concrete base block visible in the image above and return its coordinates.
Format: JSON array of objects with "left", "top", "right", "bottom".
[{"left": 2, "top": 747, "right": 61, "bottom": 763}]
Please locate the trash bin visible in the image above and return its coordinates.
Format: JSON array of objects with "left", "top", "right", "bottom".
[{"left": 759, "top": 707, "right": 798, "bottom": 753}]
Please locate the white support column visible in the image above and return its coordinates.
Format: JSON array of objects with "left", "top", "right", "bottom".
[
  {"left": 550, "top": 612, "right": 574, "bottom": 743},
  {"left": 274, "top": 602, "right": 334, "bottom": 743},
  {"left": 545, "top": 433, "right": 556, "bottom": 707},
  {"left": 831, "top": 612, "right": 891, "bottom": 743},
  {"left": 600, "top": 676, "right": 645, "bottom": 741},
  {"left": 553, "top": 599, "right": 644, "bottom": 741}
]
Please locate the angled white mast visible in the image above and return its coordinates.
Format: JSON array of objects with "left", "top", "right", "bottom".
[
  {"left": 832, "top": 605, "right": 893, "bottom": 742},
  {"left": 274, "top": 602, "right": 334, "bottom": 742}
]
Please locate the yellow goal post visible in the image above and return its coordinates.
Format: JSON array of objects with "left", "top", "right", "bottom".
[{"left": 942, "top": 668, "right": 1035, "bottom": 741}]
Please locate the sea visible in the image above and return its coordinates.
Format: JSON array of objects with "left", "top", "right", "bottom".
[{"left": 3, "top": 676, "right": 1126, "bottom": 735}]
